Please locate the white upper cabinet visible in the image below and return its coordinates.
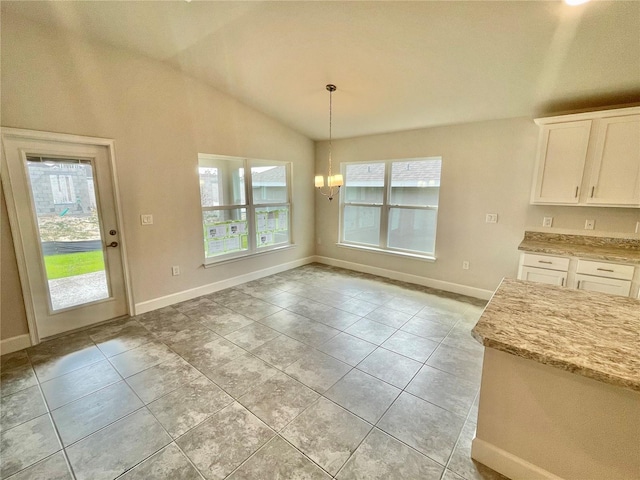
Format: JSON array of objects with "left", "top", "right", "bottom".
[{"left": 531, "top": 107, "right": 640, "bottom": 208}]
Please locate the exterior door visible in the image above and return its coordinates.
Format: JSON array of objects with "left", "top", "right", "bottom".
[{"left": 2, "top": 129, "right": 129, "bottom": 340}]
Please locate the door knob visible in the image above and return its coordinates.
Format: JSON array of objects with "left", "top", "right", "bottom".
[{"left": 106, "top": 241, "right": 119, "bottom": 248}]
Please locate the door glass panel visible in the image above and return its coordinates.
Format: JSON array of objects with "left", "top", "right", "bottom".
[{"left": 26, "top": 156, "right": 110, "bottom": 311}]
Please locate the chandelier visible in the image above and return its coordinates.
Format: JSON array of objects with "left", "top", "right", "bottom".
[{"left": 315, "top": 84, "right": 343, "bottom": 201}]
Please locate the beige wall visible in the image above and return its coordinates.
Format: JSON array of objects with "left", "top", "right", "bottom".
[
  {"left": 1, "top": 14, "right": 315, "bottom": 339},
  {"left": 1, "top": 182, "right": 29, "bottom": 339},
  {"left": 315, "top": 118, "right": 640, "bottom": 293}
]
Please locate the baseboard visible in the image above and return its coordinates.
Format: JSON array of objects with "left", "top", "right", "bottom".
[
  {"left": 471, "top": 437, "right": 564, "bottom": 480},
  {"left": 313, "top": 255, "right": 494, "bottom": 300},
  {"left": 134, "top": 256, "right": 316, "bottom": 315},
  {"left": 0, "top": 334, "right": 32, "bottom": 355}
]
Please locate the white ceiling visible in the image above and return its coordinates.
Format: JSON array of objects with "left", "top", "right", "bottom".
[{"left": 3, "top": 1, "right": 639, "bottom": 140}]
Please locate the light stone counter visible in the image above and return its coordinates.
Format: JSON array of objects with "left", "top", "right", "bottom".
[
  {"left": 518, "top": 231, "right": 640, "bottom": 264},
  {"left": 472, "top": 278, "right": 640, "bottom": 392}
]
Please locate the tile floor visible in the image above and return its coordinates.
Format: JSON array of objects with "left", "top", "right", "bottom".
[{"left": 0, "top": 264, "right": 507, "bottom": 480}]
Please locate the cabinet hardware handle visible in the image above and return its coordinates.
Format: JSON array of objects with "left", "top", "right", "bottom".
[
  {"left": 596, "top": 268, "right": 614, "bottom": 272},
  {"left": 575, "top": 186, "right": 579, "bottom": 198},
  {"left": 561, "top": 278, "right": 565, "bottom": 286},
  {"left": 577, "top": 280, "right": 581, "bottom": 289},
  {"left": 538, "top": 260, "right": 553, "bottom": 264},
  {"left": 590, "top": 186, "right": 595, "bottom": 198}
]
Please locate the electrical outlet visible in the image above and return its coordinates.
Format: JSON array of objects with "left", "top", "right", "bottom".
[
  {"left": 171, "top": 265, "right": 180, "bottom": 276},
  {"left": 462, "top": 261, "right": 470, "bottom": 270},
  {"left": 485, "top": 213, "right": 498, "bottom": 224},
  {"left": 584, "top": 219, "right": 595, "bottom": 230},
  {"left": 141, "top": 214, "right": 153, "bottom": 225},
  {"left": 542, "top": 217, "right": 553, "bottom": 227}
]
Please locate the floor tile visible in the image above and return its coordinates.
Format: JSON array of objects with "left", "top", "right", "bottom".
[
  {"left": 345, "top": 319, "right": 396, "bottom": 345},
  {"left": 148, "top": 376, "right": 233, "bottom": 439},
  {"left": 448, "top": 420, "right": 509, "bottom": 480},
  {"left": 238, "top": 371, "right": 319, "bottom": 431},
  {"left": 282, "top": 397, "right": 371, "bottom": 476},
  {"left": 406, "top": 365, "right": 478, "bottom": 417},
  {"left": 263, "top": 291, "right": 302, "bottom": 308},
  {"left": 383, "top": 297, "right": 426, "bottom": 315},
  {"left": 414, "top": 308, "right": 461, "bottom": 327},
  {"left": 249, "top": 335, "right": 312, "bottom": 370},
  {"left": 179, "top": 336, "right": 245, "bottom": 372},
  {"left": 354, "top": 290, "right": 396, "bottom": 306},
  {"left": 31, "top": 345, "right": 105, "bottom": 383},
  {"left": 224, "top": 323, "right": 281, "bottom": 350},
  {"left": 365, "top": 306, "right": 413, "bottom": 329},
  {"left": 136, "top": 306, "right": 187, "bottom": 329},
  {"left": 317, "top": 333, "right": 377, "bottom": 366},
  {"left": 0, "top": 364, "right": 37, "bottom": 398},
  {"left": 442, "top": 325, "right": 485, "bottom": 355},
  {"left": 40, "top": 360, "right": 121, "bottom": 410},
  {"left": 26, "top": 331, "right": 93, "bottom": 364},
  {"left": 205, "top": 353, "right": 279, "bottom": 398},
  {"left": 381, "top": 330, "right": 439, "bottom": 363},
  {"left": 4, "top": 451, "right": 72, "bottom": 480},
  {"left": 173, "top": 296, "right": 216, "bottom": 315},
  {"left": 166, "top": 328, "right": 222, "bottom": 356},
  {"left": 188, "top": 306, "right": 254, "bottom": 336},
  {"left": 287, "top": 299, "right": 361, "bottom": 330},
  {"left": 0, "top": 414, "right": 61, "bottom": 479},
  {"left": 52, "top": 380, "right": 143, "bottom": 446},
  {"left": 401, "top": 315, "right": 454, "bottom": 341},
  {"left": 0, "top": 385, "right": 48, "bottom": 433},
  {"left": 442, "top": 469, "right": 465, "bottom": 480},
  {"left": 108, "top": 340, "right": 178, "bottom": 378},
  {"left": 377, "top": 392, "right": 465, "bottom": 465},
  {"left": 119, "top": 443, "right": 202, "bottom": 480},
  {"left": 324, "top": 369, "right": 400, "bottom": 424},
  {"left": 426, "top": 344, "right": 483, "bottom": 384},
  {"left": 0, "top": 351, "right": 30, "bottom": 371},
  {"left": 284, "top": 350, "right": 351, "bottom": 393},
  {"left": 126, "top": 356, "right": 202, "bottom": 404},
  {"left": 177, "top": 402, "right": 274, "bottom": 480},
  {"left": 88, "top": 319, "right": 154, "bottom": 357},
  {"left": 356, "top": 348, "right": 422, "bottom": 388},
  {"left": 226, "top": 298, "right": 282, "bottom": 321},
  {"left": 228, "top": 435, "right": 330, "bottom": 479},
  {"left": 66, "top": 408, "right": 171, "bottom": 480},
  {"left": 336, "top": 298, "right": 378, "bottom": 316},
  {"left": 260, "top": 311, "right": 340, "bottom": 347},
  {"left": 207, "top": 288, "right": 252, "bottom": 307},
  {"left": 336, "top": 428, "right": 444, "bottom": 479},
  {"left": 141, "top": 315, "right": 204, "bottom": 343}
]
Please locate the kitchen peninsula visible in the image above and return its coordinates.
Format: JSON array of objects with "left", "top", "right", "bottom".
[{"left": 471, "top": 278, "right": 640, "bottom": 480}]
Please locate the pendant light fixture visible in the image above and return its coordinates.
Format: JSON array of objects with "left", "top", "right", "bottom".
[{"left": 315, "top": 84, "right": 343, "bottom": 201}]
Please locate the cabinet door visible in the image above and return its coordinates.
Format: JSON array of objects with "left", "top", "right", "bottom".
[
  {"left": 587, "top": 115, "right": 640, "bottom": 207},
  {"left": 531, "top": 120, "right": 591, "bottom": 204},
  {"left": 520, "top": 266, "right": 567, "bottom": 286},
  {"left": 575, "top": 274, "right": 632, "bottom": 297}
]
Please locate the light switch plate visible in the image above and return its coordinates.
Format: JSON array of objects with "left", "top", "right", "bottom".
[
  {"left": 141, "top": 214, "right": 153, "bottom": 225},
  {"left": 485, "top": 213, "right": 498, "bottom": 224}
]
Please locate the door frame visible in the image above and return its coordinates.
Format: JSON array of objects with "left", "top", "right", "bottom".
[{"left": 1, "top": 127, "right": 133, "bottom": 345}]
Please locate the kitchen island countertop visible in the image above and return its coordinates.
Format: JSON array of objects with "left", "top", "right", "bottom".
[{"left": 472, "top": 278, "right": 640, "bottom": 392}]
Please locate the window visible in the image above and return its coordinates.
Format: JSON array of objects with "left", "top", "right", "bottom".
[
  {"left": 50, "top": 175, "right": 76, "bottom": 204},
  {"left": 198, "top": 154, "right": 291, "bottom": 262},
  {"left": 340, "top": 157, "right": 442, "bottom": 257}
]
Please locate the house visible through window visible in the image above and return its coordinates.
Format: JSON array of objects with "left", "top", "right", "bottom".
[
  {"left": 341, "top": 157, "right": 442, "bottom": 257},
  {"left": 50, "top": 175, "right": 76, "bottom": 204},
  {"left": 198, "top": 154, "right": 291, "bottom": 262}
]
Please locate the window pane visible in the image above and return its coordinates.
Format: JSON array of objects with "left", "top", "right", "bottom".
[
  {"left": 387, "top": 207, "right": 437, "bottom": 254},
  {"left": 203, "top": 208, "right": 248, "bottom": 257},
  {"left": 390, "top": 159, "right": 441, "bottom": 206},
  {"left": 343, "top": 205, "right": 381, "bottom": 246},
  {"left": 256, "top": 205, "right": 289, "bottom": 248},
  {"left": 251, "top": 164, "right": 288, "bottom": 204},
  {"left": 199, "top": 158, "right": 245, "bottom": 206},
  {"left": 344, "top": 163, "right": 385, "bottom": 204}
]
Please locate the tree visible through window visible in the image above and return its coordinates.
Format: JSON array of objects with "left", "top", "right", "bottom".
[{"left": 341, "top": 157, "right": 442, "bottom": 257}]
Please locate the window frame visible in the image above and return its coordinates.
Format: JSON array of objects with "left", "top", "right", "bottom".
[
  {"left": 199, "top": 153, "right": 292, "bottom": 265},
  {"left": 339, "top": 157, "right": 441, "bottom": 259}
]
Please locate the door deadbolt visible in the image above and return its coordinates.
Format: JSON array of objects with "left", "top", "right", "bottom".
[{"left": 109, "top": 230, "right": 117, "bottom": 236}]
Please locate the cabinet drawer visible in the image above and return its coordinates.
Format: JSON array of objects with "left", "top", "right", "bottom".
[
  {"left": 520, "top": 266, "right": 567, "bottom": 286},
  {"left": 575, "top": 274, "right": 632, "bottom": 297},
  {"left": 521, "top": 253, "right": 570, "bottom": 271},
  {"left": 576, "top": 260, "right": 634, "bottom": 280}
]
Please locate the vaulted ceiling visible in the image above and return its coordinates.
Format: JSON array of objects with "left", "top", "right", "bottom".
[{"left": 3, "top": 1, "right": 639, "bottom": 139}]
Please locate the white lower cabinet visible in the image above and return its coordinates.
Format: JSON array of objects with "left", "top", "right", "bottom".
[{"left": 518, "top": 253, "right": 637, "bottom": 297}]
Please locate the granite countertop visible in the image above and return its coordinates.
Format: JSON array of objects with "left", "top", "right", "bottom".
[
  {"left": 472, "top": 278, "right": 640, "bottom": 392},
  {"left": 518, "top": 231, "right": 640, "bottom": 264}
]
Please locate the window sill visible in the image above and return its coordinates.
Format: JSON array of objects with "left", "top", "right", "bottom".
[
  {"left": 203, "top": 244, "right": 296, "bottom": 268},
  {"left": 336, "top": 242, "right": 436, "bottom": 262}
]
